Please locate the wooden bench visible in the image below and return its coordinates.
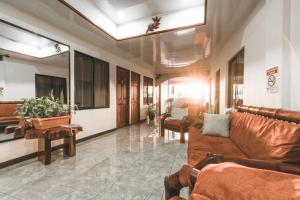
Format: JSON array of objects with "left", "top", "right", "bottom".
[{"left": 10, "top": 124, "right": 82, "bottom": 165}]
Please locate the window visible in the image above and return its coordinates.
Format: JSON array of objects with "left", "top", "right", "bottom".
[
  {"left": 35, "top": 74, "right": 67, "bottom": 103},
  {"left": 75, "top": 51, "right": 109, "bottom": 109},
  {"left": 143, "top": 76, "right": 153, "bottom": 105},
  {"left": 228, "top": 49, "right": 244, "bottom": 108}
]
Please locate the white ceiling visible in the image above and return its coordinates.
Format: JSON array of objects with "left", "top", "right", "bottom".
[
  {"left": 0, "top": 0, "right": 261, "bottom": 75},
  {"left": 62, "top": 0, "right": 205, "bottom": 39},
  {"left": 92, "top": 0, "right": 204, "bottom": 24}
]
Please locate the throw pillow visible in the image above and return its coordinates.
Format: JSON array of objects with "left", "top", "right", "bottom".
[
  {"left": 170, "top": 108, "right": 188, "bottom": 120},
  {"left": 202, "top": 113, "right": 229, "bottom": 137}
]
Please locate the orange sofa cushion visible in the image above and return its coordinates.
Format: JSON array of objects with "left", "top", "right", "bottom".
[
  {"left": 230, "top": 112, "right": 300, "bottom": 163},
  {"left": 165, "top": 118, "right": 182, "bottom": 127},
  {"left": 188, "top": 127, "right": 247, "bottom": 166},
  {"left": 191, "top": 162, "right": 300, "bottom": 200},
  {"left": 0, "top": 104, "right": 18, "bottom": 117}
]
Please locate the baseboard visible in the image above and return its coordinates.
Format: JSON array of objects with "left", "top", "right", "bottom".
[
  {"left": 0, "top": 128, "right": 117, "bottom": 169},
  {"left": 76, "top": 128, "right": 117, "bottom": 143},
  {"left": 139, "top": 119, "right": 146, "bottom": 123}
]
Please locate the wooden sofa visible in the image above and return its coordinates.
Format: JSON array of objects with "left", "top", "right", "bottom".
[
  {"left": 0, "top": 101, "right": 22, "bottom": 127},
  {"left": 165, "top": 105, "right": 300, "bottom": 199}
]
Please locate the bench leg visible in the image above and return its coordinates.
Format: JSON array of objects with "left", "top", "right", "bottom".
[
  {"left": 63, "top": 134, "right": 76, "bottom": 157},
  {"left": 38, "top": 137, "right": 51, "bottom": 165}
]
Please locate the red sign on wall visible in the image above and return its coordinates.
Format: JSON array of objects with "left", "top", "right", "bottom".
[{"left": 266, "top": 66, "right": 279, "bottom": 93}]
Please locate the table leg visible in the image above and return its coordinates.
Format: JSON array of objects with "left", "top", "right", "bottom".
[
  {"left": 38, "top": 137, "right": 51, "bottom": 165},
  {"left": 63, "top": 134, "right": 76, "bottom": 157}
]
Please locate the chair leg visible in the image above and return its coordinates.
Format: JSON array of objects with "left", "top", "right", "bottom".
[
  {"left": 180, "top": 129, "right": 185, "bottom": 144},
  {"left": 160, "top": 121, "right": 165, "bottom": 136},
  {"left": 161, "top": 127, "right": 165, "bottom": 137}
]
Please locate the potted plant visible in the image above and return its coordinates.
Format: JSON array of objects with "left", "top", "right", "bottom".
[{"left": 17, "top": 91, "right": 77, "bottom": 130}]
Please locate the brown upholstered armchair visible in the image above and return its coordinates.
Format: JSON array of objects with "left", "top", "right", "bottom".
[{"left": 161, "top": 104, "right": 203, "bottom": 143}]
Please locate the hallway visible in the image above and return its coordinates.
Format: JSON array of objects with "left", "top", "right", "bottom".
[{"left": 0, "top": 123, "right": 187, "bottom": 200}]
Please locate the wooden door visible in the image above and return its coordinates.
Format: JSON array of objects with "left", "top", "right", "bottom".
[
  {"left": 130, "top": 72, "right": 140, "bottom": 124},
  {"left": 215, "top": 70, "right": 220, "bottom": 114},
  {"left": 117, "top": 67, "right": 130, "bottom": 128}
]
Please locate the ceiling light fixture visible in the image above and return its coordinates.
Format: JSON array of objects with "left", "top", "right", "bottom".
[
  {"left": 0, "top": 54, "right": 10, "bottom": 61},
  {"left": 117, "top": 11, "right": 125, "bottom": 19}
]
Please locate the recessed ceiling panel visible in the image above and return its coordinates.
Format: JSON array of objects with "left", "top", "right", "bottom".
[
  {"left": 0, "top": 21, "right": 69, "bottom": 58},
  {"left": 60, "top": 0, "right": 206, "bottom": 40}
]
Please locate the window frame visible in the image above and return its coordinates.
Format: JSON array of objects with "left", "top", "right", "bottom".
[
  {"left": 227, "top": 48, "right": 244, "bottom": 108},
  {"left": 75, "top": 51, "right": 110, "bottom": 110}
]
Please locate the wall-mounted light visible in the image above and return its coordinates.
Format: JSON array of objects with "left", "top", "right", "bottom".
[
  {"left": 54, "top": 43, "right": 62, "bottom": 53},
  {"left": 117, "top": 11, "right": 125, "bottom": 19},
  {"left": 0, "top": 54, "right": 10, "bottom": 61}
]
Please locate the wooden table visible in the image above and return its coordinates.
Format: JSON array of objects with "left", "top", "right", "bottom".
[{"left": 10, "top": 124, "right": 82, "bottom": 165}]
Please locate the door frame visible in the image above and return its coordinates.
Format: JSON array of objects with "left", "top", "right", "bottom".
[
  {"left": 116, "top": 66, "right": 130, "bottom": 128},
  {"left": 130, "top": 71, "right": 140, "bottom": 124}
]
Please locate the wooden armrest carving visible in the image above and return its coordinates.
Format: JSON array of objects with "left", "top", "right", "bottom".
[
  {"left": 165, "top": 153, "right": 215, "bottom": 200},
  {"left": 161, "top": 113, "right": 171, "bottom": 121}
]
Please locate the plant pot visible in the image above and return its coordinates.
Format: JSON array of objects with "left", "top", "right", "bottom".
[
  {"left": 18, "top": 117, "right": 26, "bottom": 127},
  {"left": 149, "top": 112, "right": 156, "bottom": 121},
  {"left": 31, "top": 115, "right": 70, "bottom": 130}
]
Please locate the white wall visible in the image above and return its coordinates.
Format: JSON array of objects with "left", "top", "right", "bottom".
[
  {"left": 210, "top": 0, "right": 300, "bottom": 113},
  {"left": 160, "top": 80, "right": 169, "bottom": 114},
  {"left": 0, "top": 2, "right": 154, "bottom": 163},
  {"left": 289, "top": 0, "right": 300, "bottom": 110},
  {"left": 0, "top": 58, "right": 69, "bottom": 101}
]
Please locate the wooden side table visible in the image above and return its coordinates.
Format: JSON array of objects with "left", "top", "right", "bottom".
[{"left": 25, "top": 124, "right": 82, "bottom": 165}]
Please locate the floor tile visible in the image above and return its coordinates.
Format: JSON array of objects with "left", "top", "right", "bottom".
[{"left": 0, "top": 123, "right": 187, "bottom": 199}]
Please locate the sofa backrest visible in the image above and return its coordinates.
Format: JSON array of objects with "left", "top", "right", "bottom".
[
  {"left": 0, "top": 101, "right": 22, "bottom": 117},
  {"left": 230, "top": 112, "right": 300, "bottom": 163}
]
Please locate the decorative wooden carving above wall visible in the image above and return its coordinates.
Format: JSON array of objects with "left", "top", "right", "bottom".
[{"left": 146, "top": 16, "right": 161, "bottom": 33}]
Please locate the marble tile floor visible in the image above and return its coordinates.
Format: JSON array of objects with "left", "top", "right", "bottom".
[{"left": 0, "top": 123, "right": 189, "bottom": 200}]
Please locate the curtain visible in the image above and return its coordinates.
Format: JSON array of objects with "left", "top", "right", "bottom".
[
  {"left": 94, "top": 60, "right": 109, "bottom": 108},
  {"left": 75, "top": 52, "right": 93, "bottom": 108}
]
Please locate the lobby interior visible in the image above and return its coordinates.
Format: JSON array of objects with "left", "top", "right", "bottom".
[{"left": 0, "top": 0, "right": 300, "bottom": 199}]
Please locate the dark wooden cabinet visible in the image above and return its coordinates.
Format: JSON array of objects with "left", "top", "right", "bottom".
[
  {"left": 117, "top": 67, "right": 130, "bottom": 128},
  {"left": 131, "top": 72, "right": 140, "bottom": 124}
]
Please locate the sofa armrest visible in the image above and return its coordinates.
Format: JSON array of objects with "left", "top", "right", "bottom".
[{"left": 160, "top": 113, "right": 171, "bottom": 136}]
